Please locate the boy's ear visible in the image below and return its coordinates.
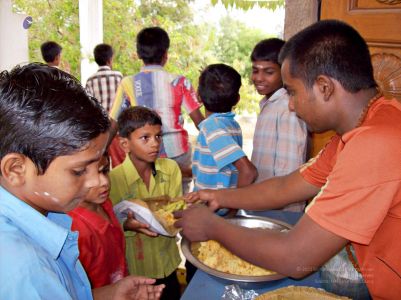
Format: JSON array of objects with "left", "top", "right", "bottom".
[
  {"left": 107, "top": 57, "right": 113, "bottom": 67},
  {"left": 118, "top": 136, "right": 131, "bottom": 154},
  {"left": 54, "top": 53, "right": 61, "bottom": 66},
  {"left": 196, "top": 92, "right": 203, "bottom": 104},
  {"left": 161, "top": 51, "right": 168, "bottom": 66},
  {"left": 235, "top": 94, "right": 240, "bottom": 106},
  {"left": 315, "top": 75, "right": 334, "bottom": 102},
  {"left": 0, "top": 153, "right": 28, "bottom": 186}
]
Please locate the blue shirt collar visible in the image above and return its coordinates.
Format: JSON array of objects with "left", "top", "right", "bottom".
[{"left": 0, "top": 186, "right": 70, "bottom": 259}]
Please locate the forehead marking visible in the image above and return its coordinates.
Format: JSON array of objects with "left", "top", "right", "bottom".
[{"left": 253, "top": 64, "right": 268, "bottom": 69}]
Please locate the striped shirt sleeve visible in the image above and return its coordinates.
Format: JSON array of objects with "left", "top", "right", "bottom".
[
  {"left": 203, "top": 120, "right": 245, "bottom": 171},
  {"left": 110, "top": 77, "right": 135, "bottom": 121}
]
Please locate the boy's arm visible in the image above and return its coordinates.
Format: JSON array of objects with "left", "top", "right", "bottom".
[
  {"left": 186, "top": 170, "right": 320, "bottom": 212},
  {"left": 233, "top": 156, "right": 258, "bottom": 187},
  {"left": 108, "top": 77, "right": 136, "bottom": 143},
  {"left": 204, "top": 121, "right": 253, "bottom": 188},
  {"left": 189, "top": 108, "right": 204, "bottom": 129},
  {"left": 179, "top": 76, "right": 204, "bottom": 129}
]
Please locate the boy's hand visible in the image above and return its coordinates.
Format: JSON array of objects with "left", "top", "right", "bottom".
[
  {"left": 113, "top": 276, "right": 164, "bottom": 300},
  {"left": 93, "top": 276, "right": 165, "bottom": 300},
  {"left": 124, "top": 211, "right": 158, "bottom": 237},
  {"left": 184, "top": 190, "right": 220, "bottom": 211}
]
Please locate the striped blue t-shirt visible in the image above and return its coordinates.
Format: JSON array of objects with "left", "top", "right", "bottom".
[{"left": 192, "top": 112, "right": 246, "bottom": 191}]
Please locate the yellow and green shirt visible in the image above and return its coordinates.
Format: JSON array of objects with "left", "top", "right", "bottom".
[{"left": 110, "top": 156, "right": 182, "bottom": 278}]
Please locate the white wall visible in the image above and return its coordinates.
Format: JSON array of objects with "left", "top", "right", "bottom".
[{"left": 0, "top": 0, "right": 28, "bottom": 71}]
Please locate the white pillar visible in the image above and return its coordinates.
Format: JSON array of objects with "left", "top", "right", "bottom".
[
  {"left": 79, "top": 0, "right": 103, "bottom": 84},
  {"left": 0, "top": 0, "right": 29, "bottom": 71}
]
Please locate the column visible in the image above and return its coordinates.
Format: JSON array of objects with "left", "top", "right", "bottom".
[
  {"left": 0, "top": 0, "right": 28, "bottom": 71},
  {"left": 79, "top": 0, "right": 103, "bottom": 84}
]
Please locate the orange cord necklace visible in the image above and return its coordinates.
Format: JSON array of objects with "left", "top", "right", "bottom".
[{"left": 355, "top": 89, "right": 382, "bottom": 128}]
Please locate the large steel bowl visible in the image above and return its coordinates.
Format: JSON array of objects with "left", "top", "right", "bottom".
[{"left": 181, "top": 216, "right": 292, "bottom": 285}]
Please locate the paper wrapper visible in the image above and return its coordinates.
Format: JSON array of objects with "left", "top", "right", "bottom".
[{"left": 113, "top": 196, "right": 183, "bottom": 237}]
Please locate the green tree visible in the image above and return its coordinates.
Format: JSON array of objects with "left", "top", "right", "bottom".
[
  {"left": 212, "top": 16, "right": 275, "bottom": 113},
  {"left": 214, "top": 0, "right": 284, "bottom": 10},
  {"left": 13, "top": 0, "right": 80, "bottom": 77},
  {"left": 12, "top": 0, "right": 283, "bottom": 114},
  {"left": 103, "top": 0, "right": 214, "bottom": 88}
]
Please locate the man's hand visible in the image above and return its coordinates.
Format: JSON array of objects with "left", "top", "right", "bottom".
[
  {"left": 173, "top": 204, "right": 220, "bottom": 242},
  {"left": 124, "top": 211, "right": 158, "bottom": 237},
  {"left": 93, "top": 276, "right": 165, "bottom": 300},
  {"left": 183, "top": 190, "right": 221, "bottom": 211}
]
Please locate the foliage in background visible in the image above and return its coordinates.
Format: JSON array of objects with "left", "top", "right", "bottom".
[
  {"left": 13, "top": 0, "right": 81, "bottom": 77},
  {"left": 212, "top": 16, "right": 273, "bottom": 112},
  {"left": 12, "top": 0, "right": 283, "bottom": 114},
  {"left": 214, "top": 0, "right": 284, "bottom": 10},
  {"left": 103, "top": 0, "right": 214, "bottom": 85}
]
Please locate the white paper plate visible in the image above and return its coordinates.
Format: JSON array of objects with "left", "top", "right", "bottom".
[{"left": 113, "top": 200, "right": 173, "bottom": 236}]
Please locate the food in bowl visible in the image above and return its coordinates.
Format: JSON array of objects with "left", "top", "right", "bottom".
[{"left": 196, "top": 240, "right": 275, "bottom": 276}]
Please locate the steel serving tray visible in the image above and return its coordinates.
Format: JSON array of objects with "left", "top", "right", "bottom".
[{"left": 181, "top": 216, "right": 292, "bottom": 284}]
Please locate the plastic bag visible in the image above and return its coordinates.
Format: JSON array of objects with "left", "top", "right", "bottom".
[
  {"left": 221, "top": 284, "right": 259, "bottom": 300},
  {"left": 320, "top": 246, "right": 371, "bottom": 299}
]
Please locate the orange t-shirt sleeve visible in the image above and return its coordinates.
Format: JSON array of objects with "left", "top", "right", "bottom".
[{"left": 302, "top": 128, "right": 401, "bottom": 245}]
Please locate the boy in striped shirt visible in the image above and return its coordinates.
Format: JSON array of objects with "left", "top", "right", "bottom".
[
  {"left": 187, "top": 63, "right": 258, "bottom": 282},
  {"left": 192, "top": 64, "right": 257, "bottom": 194}
]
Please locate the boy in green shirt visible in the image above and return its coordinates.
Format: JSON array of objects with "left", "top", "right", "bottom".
[{"left": 110, "top": 106, "right": 182, "bottom": 300}]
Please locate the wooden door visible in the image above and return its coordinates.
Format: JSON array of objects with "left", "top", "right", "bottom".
[{"left": 310, "top": 0, "right": 401, "bottom": 157}]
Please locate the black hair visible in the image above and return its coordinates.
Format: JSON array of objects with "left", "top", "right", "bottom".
[
  {"left": 251, "top": 38, "right": 285, "bottom": 65},
  {"left": 278, "top": 20, "right": 377, "bottom": 93},
  {"left": 94, "top": 43, "right": 113, "bottom": 66},
  {"left": 118, "top": 106, "right": 162, "bottom": 138},
  {"left": 40, "top": 41, "right": 62, "bottom": 63},
  {"left": 136, "top": 27, "right": 170, "bottom": 65},
  {"left": 198, "top": 64, "right": 241, "bottom": 113},
  {"left": 0, "top": 63, "right": 110, "bottom": 175}
]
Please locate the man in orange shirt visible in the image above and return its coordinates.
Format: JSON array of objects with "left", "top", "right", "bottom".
[{"left": 175, "top": 20, "right": 401, "bottom": 299}]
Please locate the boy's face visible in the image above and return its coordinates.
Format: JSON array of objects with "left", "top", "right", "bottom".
[
  {"left": 83, "top": 155, "right": 110, "bottom": 205},
  {"left": 281, "top": 59, "right": 328, "bottom": 133},
  {"left": 121, "top": 124, "right": 162, "bottom": 164},
  {"left": 251, "top": 60, "right": 283, "bottom": 98},
  {"left": 5, "top": 133, "right": 109, "bottom": 214}
]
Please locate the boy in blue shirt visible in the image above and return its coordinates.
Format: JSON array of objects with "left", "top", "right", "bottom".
[
  {"left": 192, "top": 63, "right": 257, "bottom": 191},
  {"left": 187, "top": 64, "right": 258, "bottom": 282},
  {"left": 0, "top": 63, "right": 164, "bottom": 300}
]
